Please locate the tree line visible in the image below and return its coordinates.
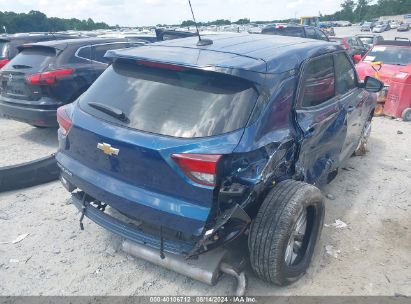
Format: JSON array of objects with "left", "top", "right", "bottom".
[
  {"left": 181, "top": 18, "right": 251, "bottom": 27},
  {"left": 181, "top": 0, "right": 411, "bottom": 27},
  {"left": 0, "top": 10, "right": 110, "bottom": 34},
  {"left": 322, "top": 0, "right": 411, "bottom": 23}
]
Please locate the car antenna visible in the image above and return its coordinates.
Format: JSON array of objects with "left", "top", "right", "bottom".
[{"left": 187, "top": 0, "right": 213, "bottom": 46}]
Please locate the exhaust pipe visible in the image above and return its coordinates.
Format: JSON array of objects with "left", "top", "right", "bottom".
[{"left": 121, "top": 240, "right": 247, "bottom": 296}]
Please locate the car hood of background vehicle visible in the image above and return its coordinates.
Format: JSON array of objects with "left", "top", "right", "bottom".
[{"left": 356, "top": 61, "right": 403, "bottom": 85}]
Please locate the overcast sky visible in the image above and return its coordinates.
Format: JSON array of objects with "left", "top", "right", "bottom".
[{"left": 0, "top": 0, "right": 345, "bottom": 26}]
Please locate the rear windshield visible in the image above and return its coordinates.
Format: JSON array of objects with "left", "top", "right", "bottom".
[
  {"left": 80, "top": 61, "right": 258, "bottom": 138},
  {"left": 8, "top": 47, "right": 56, "bottom": 70},
  {"left": 262, "top": 27, "right": 304, "bottom": 37},
  {"left": 0, "top": 41, "right": 9, "bottom": 58},
  {"left": 363, "top": 46, "right": 411, "bottom": 65}
]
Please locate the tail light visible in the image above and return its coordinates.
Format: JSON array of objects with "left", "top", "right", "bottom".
[
  {"left": 171, "top": 154, "right": 222, "bottom": 187},
  {"left": 57, "top": 105, "right": 72, "bottom": 135},
  {"left": 0, "top": 59, "right": 10, "bottom": 69},
  {"left": 26, "top": 68, "right": 74, "bottom": 85}
]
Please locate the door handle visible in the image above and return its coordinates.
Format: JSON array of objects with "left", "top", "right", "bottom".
[{"left": 347, "top": 105, "right": 355, "bottom": 113}]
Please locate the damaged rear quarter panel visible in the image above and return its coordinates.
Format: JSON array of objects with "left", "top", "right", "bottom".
[{"left": 218, "top": 72, "right": 299, "bottom": 214}]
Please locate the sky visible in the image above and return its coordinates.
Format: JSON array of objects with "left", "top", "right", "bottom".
[{"left": 0, "top": 0, "right": 345, "bottom": 27}]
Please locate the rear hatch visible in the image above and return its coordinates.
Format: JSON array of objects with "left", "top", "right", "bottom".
[
  {"left": 58, "top": 60, "right": 259, "bottom": 235},
  {"left": 0, "top": 46, "right": 58, "bottom": 102}
]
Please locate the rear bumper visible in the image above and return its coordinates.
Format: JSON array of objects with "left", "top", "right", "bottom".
[
  {"left": 56, "top": 152, "right": 210, "bottom": 236},
  {"left": 70, "top": 190, "right": 194, "bottom": 255},
  {"left": 0, "top": 96, "right": 59, "bottom": 127}
]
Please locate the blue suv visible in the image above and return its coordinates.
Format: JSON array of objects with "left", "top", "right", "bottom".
[{"left": 56, "top": 34, "right": 383, "bottom": 286}]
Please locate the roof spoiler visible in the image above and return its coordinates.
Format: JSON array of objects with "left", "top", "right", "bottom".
[{"left": 17, "top": 43, "right": 67, "bottom": 54}]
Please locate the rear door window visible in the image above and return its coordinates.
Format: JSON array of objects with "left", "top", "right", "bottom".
[
  {"left": 92, "top": 43, "right": 130, "bottom": 64},
  {"left": 76, "top": 46, "right": 92, "bottom": 61},
  {"left": 80, "top": 61, "right": 259, "bottom": 138},
  {"left": 300, "top": 55, "right": 335, "bottom": 107},
  {"left": 334, "top": 53, "right": 356, "bottom": 95},
  {"left": 305, "top": 28, "right": 317, "bottom": 39}
]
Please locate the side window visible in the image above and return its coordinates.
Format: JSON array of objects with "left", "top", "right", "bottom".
[
  {"left": 77, "top": 46, "right": 92, "bottom": 60},
  {"left": 305, "top": 27, "right": 317, "bottom": 39},
  {"left": 356, "top": 38, "right": 364, "bottom": 47},
  {"left": 316, "top": 29, "right": 329, "bottom": 41},
  {"left": 334, "top": 53, "right": 356, "bottom": 95},
  {"left": 92, "top": 43, "right": 129, "bottom": 64},
  {"left": 301, "top": 55, "right": 335, "bottom": 107}
]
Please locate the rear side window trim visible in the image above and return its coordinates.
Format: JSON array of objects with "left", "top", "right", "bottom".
[{"left": 75, "top": 42, "right": 130, "bottom": 64}]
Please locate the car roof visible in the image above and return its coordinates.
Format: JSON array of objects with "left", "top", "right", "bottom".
[
  {"left": 22, "top": 37, "right": 130, "bottom": 50},
  {"left": 105, "top": 34, "right": 340, "bottom": 75},
  {"left": 376, "top": 40, "right": 411, "bottom": 47}
]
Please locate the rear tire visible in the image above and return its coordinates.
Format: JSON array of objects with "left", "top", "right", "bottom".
[
  {"left": 402, "top": 108, "right": 411, "bottom": 122},
  {"left": 248, "top": 180, "right": 325, "bottom": 286}
]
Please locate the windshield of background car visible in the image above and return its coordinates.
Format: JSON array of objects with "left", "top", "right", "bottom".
[
  {"left": 363, "top": 46, "right": 411, "bottom": 65},
  {"left": 79, "top": 61, "right": 259, "bottom": 138},
  {"left": 262, "top": 27, "right": 304, "bottom": 37},
  {"left": 0, "top": 41, "right": 9, "bottom": 58}
]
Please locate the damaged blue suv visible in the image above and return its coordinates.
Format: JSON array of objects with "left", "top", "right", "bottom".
[{"left": 56, "top": 34, "right": 383, "bottom": 287}]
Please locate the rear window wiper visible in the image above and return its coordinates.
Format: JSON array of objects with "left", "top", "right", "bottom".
[
  {"left": 88, "top": 102, "right": 128, "bottom": 122},
  {"left": 12, "top": 64, "right": 32, "bottom": 69}
]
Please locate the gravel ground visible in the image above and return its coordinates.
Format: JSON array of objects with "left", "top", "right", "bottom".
[
  {"left": 0, "top": 26, "right": 410, "bottom": 296},
  {"left": 0, "top": 117, "right": 409, "bottom": 296},
  {"left": 0, "top": 117, "right": 58, "bottom": 167}
]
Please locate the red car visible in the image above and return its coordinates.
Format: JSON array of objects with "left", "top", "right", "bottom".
[{"left": 355, "top": 39, "right": 411, "bottom": 116}]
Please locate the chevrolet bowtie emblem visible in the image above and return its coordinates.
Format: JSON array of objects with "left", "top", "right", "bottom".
[{"left": 97, "top": 143, "right": 120, "bottom": 156}]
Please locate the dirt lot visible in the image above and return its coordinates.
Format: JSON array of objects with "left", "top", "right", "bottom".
[
  {"left": 0, "top": 117, "right": 58, "bottom": 167},
  {"left": 0, "top": 116, "right": 410, "bottom": 296},
  {"left": 0, "top": 25, "right": 410, "bottom": 297}
]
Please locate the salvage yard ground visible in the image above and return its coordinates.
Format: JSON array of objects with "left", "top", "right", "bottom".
[{"left": 0, "top": 26, "right": 410, "bottom": 296}]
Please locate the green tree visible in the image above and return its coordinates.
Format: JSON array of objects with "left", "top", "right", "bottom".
[{"left": 233, "top": 18, "right": 250, "bottom": 25}]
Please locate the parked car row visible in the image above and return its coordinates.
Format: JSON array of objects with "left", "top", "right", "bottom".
[{"left": 360, "top": 20, "right": 411, "bottom": 33}]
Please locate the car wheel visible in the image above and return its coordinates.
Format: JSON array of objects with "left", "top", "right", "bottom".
[
  {"left": 248, "top": 180, "right": 325, "bottom": 286},
  {"left": 402, "top": 108, "right": 411, "bottom": 122},
  {"left": 354, "top": 119, "right": 372, "bottom": 156}
]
